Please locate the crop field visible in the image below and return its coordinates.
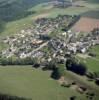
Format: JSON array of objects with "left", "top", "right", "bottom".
[
  {"left": 0, "top": 65, "right": 88, "bottom": 100},
  {"left": 71, "top": 17, "right": 99, "bottom": 33},
  {"left": 82, "top": 10, "right": 99, "bottom": 19}
]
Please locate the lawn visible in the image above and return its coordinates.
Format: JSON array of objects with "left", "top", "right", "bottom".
[
  {"left": 89, "top": 45, "right": 99, "bottom": 59},
  {"left": 0, "top": 65, "right": 88, "bottom": 100},
  {"left": 85, "top": 58, "right": 99, "bottom": 72},
  {"left": 76, "top": 55, "right": 99, "bottom": 72},
  {"left": 85, "top": 45, "right": 99, "bottom": 72}
]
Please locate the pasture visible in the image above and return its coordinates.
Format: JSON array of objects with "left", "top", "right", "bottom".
[
  {"left": 0, "top": 65, "right": 88, "bottom": 100},
  {"left": 77, "top": 45, "right": 99, "bottom": 72}
]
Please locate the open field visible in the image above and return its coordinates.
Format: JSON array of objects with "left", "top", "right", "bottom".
[
  {"left": 89, "top": 45, "right": 99, "bottom": 59},
  {"left": 77, "top": 45, "right": 99, "bottom": 72},
  {"left": 86, "top": 45, "right": 99, "bottom": 72},
  {"left": 77, "top": 55, "right": 99, "bottom": 72},
  {"left": 71, "top": 17, "right": 99, "bottom": 33},
  {"left": 0, "top": 65, "right": 88, "bottom": 100}
]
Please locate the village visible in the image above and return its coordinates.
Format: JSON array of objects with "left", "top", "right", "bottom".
[{"left": 0, "top": 15, "right": 99, "bottom": 65}]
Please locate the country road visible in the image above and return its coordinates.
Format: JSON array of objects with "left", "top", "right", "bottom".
[{"left": 27, "top": 41, "right": 49, "bottom": 56}]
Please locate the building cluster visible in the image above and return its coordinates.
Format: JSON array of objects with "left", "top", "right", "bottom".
[
  {"left": 1, "top": 15, "right": 73, "bottom": 59},
  {"left": 1, "top": 15, "right": 99, "bottom": 64}
]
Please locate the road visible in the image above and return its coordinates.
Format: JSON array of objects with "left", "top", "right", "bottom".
[{"left": 27, "top": 41, "right": 49, "bottom": 56}]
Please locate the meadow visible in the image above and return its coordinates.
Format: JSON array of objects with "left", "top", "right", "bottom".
[
  {"left": 86, "top": 45, "right": 99, "bottom": 72},
  {"left": 0, "top": 65, "right": 88, "bottom": 100},
  {"left": 77, "top": 45, "right": 99, "bottom": 72}
]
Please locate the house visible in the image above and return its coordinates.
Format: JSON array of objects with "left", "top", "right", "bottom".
[{"left": 81, "top": 48, "right": 86, "bottom": 53}]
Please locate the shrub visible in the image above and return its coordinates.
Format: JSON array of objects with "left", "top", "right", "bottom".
[
  {"left": 87, "top": 72, "right": 99, "bottom": 79},
  {"left": 51, "top": 67, "right": 61, "bottom": 80},
  {"left": 95, "top": 79, "right": 99, "bottom": 85},
  {"left": 0, "top": 93, "right": 30, "bottom": 100}
]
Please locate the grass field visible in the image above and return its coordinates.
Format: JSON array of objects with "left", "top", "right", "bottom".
[
  {"left": 89, "top": 45, "right": 99, "bottom": 59},
  {"left": 77, "top": 45, "right": 99, "bottom": 72},
  {"left": 86, "top": 45, "right": 99, "bottom": 72},
  {"left": 0, "top": 65, "right": 89, "bottom": 100}
]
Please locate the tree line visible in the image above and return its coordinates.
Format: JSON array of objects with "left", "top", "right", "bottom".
[
  {"left": 0, "top": 93, "right": 31, "bottom": 100},
  {"left": 0, "top": 57, "right": 37, "bottom": 66}
]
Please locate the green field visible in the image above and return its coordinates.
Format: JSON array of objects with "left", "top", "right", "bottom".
[
  {"left": 86, "top": 45, "right": 99, "bottom": 72},
  {"left": 0, "top": 65, "right": 89, "bottom": 100},
  {"left": 77, "top": 45, "right": 99, "bottom": 72}
]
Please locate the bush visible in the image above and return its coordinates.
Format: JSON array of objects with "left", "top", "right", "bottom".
[
  {"left": 51, "top": 67, "right": 61, "bottom": 80},
  {"left": 70, "top": 96, "right": 76, "bottom": 100},
  {"left": 0, "top": 93, "right": 30, "bottom": 100},
  {"left": 87, "top": 72, "right": 99, "bottom": 79},
  {"left": 61, "top": 82, "right": 71, "bottom": 88},
  {"left": 51, "top": 64, "right": 65, "bottom": 80},
  {"left": 58, "top": 64, "right": 65, "bottom": 76},
  {"left": 95, "top": 79, "right": 99, "bottom": 85},
  {"left": 88, "top": 53, "right": 96, "bottom": 57}
]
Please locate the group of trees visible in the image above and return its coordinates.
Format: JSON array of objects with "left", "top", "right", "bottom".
[
  {"left": 0, "top": 0, "right": 49, "bottom": 21},
  {"left": 51, "top": 63, "right": 65, "bottom": 79},
  {"left": 41, "top": 59, "right": 65, "bottom": 79},
  {"left": 0, "top": 0, "right": 50, "bottom": 33},
  {"left": 61, "top": 15, "right": 80, "bottom": 32},
  {"left": 66, "top": 57, "right": 99, "bottom": 86},
  {"left": 66, "top": 15, "right": 80, "bottom": 30},
  {"left": 0, "top": 57, "right": 37, "bottom": 65},
  {"left": 66, "top": 58, "right": 87, "bottom": 75}
]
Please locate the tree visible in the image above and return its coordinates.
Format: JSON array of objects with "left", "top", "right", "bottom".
[
  {"left": 51, "top": 67, "right": 61, "bottom": 79},
  {"left": 70, "top": 96, "right": 76, "bottom": 100},
  {"left": 66, "top": 58, "right": 87, "bottom": 75},
  {"left": 95, "top": 79, "right": 99, "bottom": 85}
]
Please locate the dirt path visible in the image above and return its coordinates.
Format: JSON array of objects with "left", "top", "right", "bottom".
[
  {"left": 58, "top": 76, "right": 65, "bottom": 85},
  {"left": 77, "top": 54, "right": 89, "bottom": 59}
]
